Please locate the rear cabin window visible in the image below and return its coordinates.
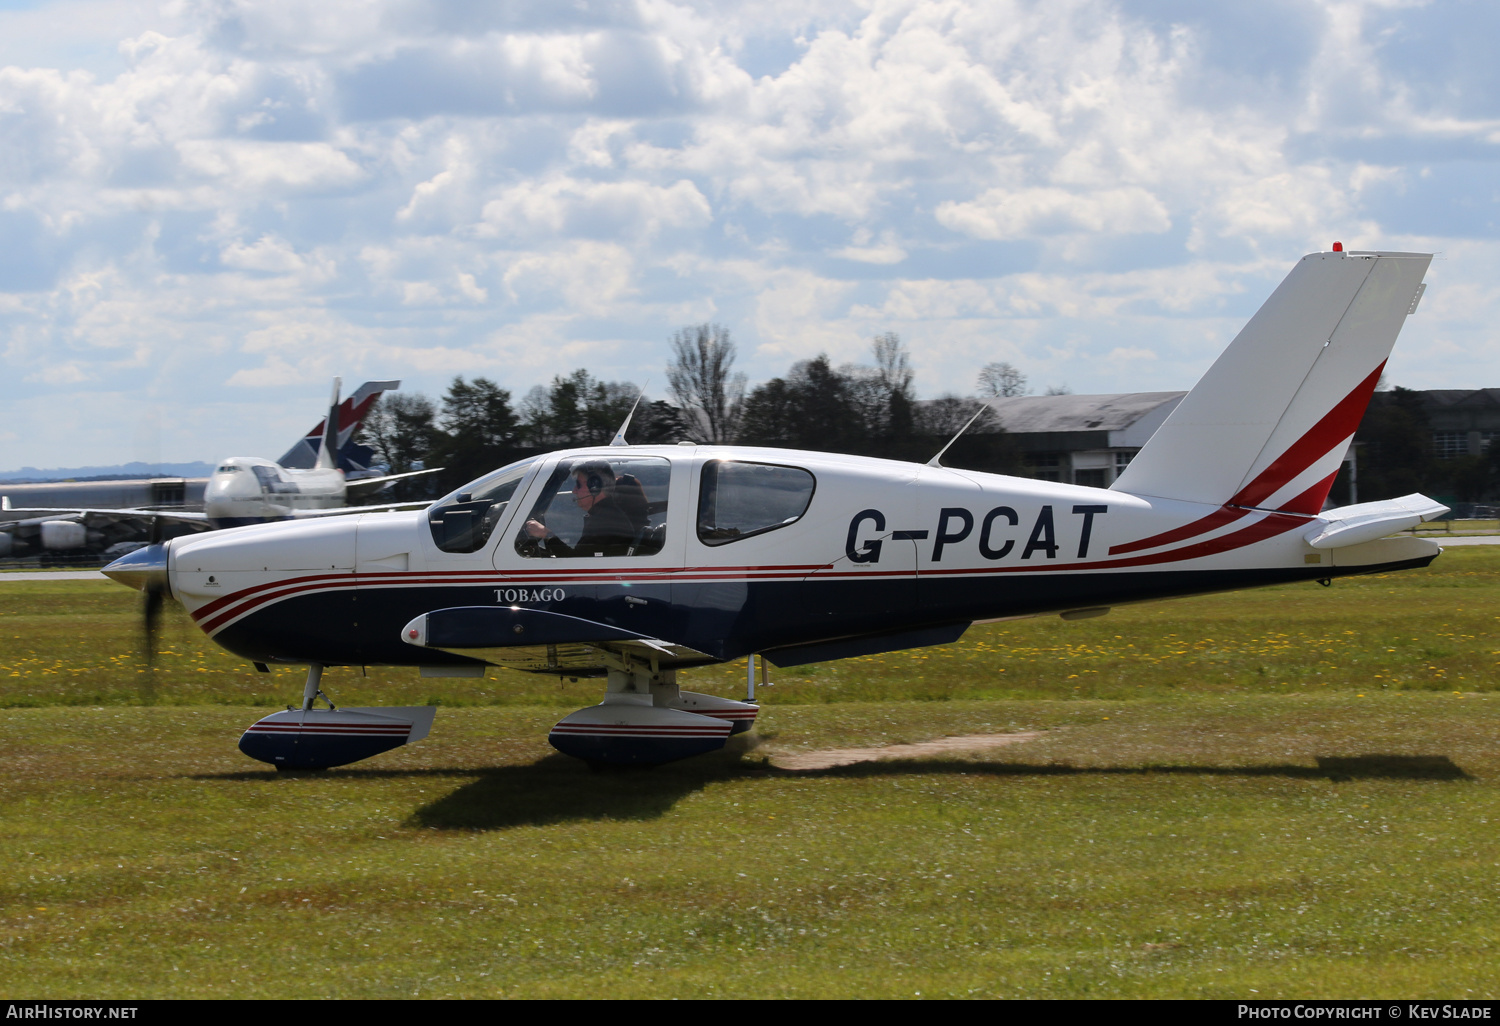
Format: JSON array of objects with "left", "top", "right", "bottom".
[
  {"left": 697, "top": 460, "right": 815, "bottom": 546},
  {"left": 428, "top": 458, "right": 537, "bottom": 554},
  {"left": 515, "top": 456, "right": 671, "bottom": 558}
]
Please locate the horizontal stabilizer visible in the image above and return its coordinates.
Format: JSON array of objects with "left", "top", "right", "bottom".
[{"left": 1304, "top": 493, "right": 1449, "bottom": 550}]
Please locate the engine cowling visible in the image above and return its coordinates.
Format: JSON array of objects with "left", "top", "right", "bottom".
[{"left": 40, "top": 520, "right": 87, "bottom": 550}]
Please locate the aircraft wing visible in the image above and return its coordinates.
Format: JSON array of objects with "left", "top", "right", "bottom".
[
  {"left": 343, "top": 467, "right": 444, "bottom": 502},
  {"left": 400, "top": 605, "right": 713, "bottom": 673},
  {"left": 0, "top": 507, "right": 212, "bottom": 530},
  {"left": 289, "top": 500, "right": 432, "bottom": 519}
]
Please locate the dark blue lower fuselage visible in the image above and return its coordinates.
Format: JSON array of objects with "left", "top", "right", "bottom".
[{"left": 205, "top": 552, "right": 1435, "bottom": 672}]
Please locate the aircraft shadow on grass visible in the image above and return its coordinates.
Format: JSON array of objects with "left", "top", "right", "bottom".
[{"left": 192, "top": 749, "right": 1469, "bottom": 832}]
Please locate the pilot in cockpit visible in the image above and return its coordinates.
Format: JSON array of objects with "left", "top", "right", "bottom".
[{"left": 523, "top": 460, "right": 650, "bottom": 557}]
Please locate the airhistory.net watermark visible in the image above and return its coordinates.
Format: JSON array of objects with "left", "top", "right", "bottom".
[{"left": 5, "top": 1007, "right": 137, "bottom": 1020}]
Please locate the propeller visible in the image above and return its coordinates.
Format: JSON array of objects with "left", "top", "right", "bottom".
[
  {"left": 101, "top": 519, "right": 172, "bottom": 679},
  {"left": 142, "top": 516, "right": 165, "bottom": 668}
]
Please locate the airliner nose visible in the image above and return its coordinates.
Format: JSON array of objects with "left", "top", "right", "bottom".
[{"left": 103, "top": 542, "right": 170, "bottom": 596}]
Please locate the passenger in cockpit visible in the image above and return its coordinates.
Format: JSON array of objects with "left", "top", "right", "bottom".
[{"left": 524, "top": 460, "right": 649, "bottom": 557}]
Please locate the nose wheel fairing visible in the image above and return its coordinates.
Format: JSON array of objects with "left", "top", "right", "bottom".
[{"left": 238, "top": 705, "right": 437, "bottom": 770}]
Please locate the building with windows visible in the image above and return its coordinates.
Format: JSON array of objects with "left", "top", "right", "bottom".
[
  {"left": 976, "top": 392, "right": 1187, "bottom": 487},
  {"left": 1422, "top": 389, "right": 1500, "bottom": 459}
]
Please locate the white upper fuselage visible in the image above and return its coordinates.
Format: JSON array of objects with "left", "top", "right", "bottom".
[{"left": 202, "top": 457, "right": 346, "bottom": 522}]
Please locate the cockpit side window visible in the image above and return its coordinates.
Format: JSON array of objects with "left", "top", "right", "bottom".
[
  {"left": 515, "top": 456, "right": 670, "bottom": 558},
  {"left": 251, "top": 464, "right": 296, "bottom": 494},
  {"left": 428, "top": 458, "right": 537, "bottom": 554},
  {"left": 697, "top": 460, "right": 815, "bottom": 546}
]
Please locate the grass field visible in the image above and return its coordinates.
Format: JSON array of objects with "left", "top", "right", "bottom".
[{"left": 2, "top": 548, "right": 1499, "bottom": 997}]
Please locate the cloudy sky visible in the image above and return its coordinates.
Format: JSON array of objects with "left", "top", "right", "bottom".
[{"left": 2, "top": 0, "right": 1498, "bottom": 469}]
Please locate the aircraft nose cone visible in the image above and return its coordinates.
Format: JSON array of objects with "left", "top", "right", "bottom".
[{"left": 102, "top": 542, "right": 170, "bottom": 595}]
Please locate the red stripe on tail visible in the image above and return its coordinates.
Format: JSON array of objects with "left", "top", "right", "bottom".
[{"left": 1228, "top": 362, "right": 1383, "bottom": 510}]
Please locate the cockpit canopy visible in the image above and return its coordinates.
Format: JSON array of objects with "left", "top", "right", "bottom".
[
  {"left": 427, "top": 457, "right": 540, "bottom": 554},
  {"left": 426, "top": 452, "right": 819, "bottom": 556}
]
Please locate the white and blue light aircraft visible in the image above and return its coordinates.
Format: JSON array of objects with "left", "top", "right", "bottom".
[{"left": 104, "top": 248, "right": 1447, "bottom": 770}]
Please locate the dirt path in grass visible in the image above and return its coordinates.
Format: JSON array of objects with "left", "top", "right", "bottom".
[{"left": 769, "top": 732, "right": 1044, "bottom": 771}]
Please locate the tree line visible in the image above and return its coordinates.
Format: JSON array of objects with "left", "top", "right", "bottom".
[
  {"left": 358, "top": 325, "right": 1029, "bottom": 497},
  {"left": 357, "top": 322, "right": 1477, "bottom": 508},
  {"left": 1341, "top": 388, "right": 1500, "bottom": 507}
]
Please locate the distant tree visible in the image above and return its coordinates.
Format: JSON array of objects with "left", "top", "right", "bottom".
[
  {"left": 519, "top": 370, "right": 676, "bottom": 447},
  {"left": 738, "top": 340, "right": 1023, "bottom": 472},
  {"left": 976, "top": 361, "right": 1028, "bottom": 398},
  {"left": 1355, "top": 386, "right": 1434, "bottom": 501},
  {"left": 840, "top": 336, "right": 908, "bottom": 447},
  {"left": 869, "top": 331, "right": 917, "bottom": 448},
  {"left": 667, "top": 323, "right": 746, "bottom": 443},
  {"left": 630, "top": 399, "right": 691, "bottom": 444},
  {"left": 1440, "top": 454, "right": 1493, "bottom": 504},
  {"left": 1044, "top": 383, "right": 1072, "bottom": 396},
  {"left": 916, "top": 395, "right": 983, "bottom": 437},
  {"left": 430, "top": 376, "right": 523, "bottom": 492},
  {"left": 356, "top": 392, "right": 441, "bottom": 500},
  {"left": 739, "top": 355, "right": 859, "bottom": 452}
]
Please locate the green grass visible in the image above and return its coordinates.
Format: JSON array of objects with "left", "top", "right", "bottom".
[
  {"left": 2, "top": 548, "right": 1499, "bottom": 997},
  {"left": 4, "top": 547, "right": 1499, "bottom": 707},
  {"left": 2, "top": 697, "right": 1498, "bottom": 998}
]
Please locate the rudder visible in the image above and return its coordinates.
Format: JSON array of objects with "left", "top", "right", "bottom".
[{"left": 1111, "top": 250, "right": 1431, "bottom": 512}]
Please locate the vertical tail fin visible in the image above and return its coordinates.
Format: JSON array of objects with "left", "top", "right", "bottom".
[
  {"left": 1111, "top": 250, "right": 1431, "bottom": 513},
  {"left": 315, "top": 378, "right": 342, "bottom": 471},
  {"left": 278, "top": 379, "right": 401, "bottom": 470}
]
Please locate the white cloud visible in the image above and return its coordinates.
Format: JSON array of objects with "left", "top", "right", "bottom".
[
  {"left": 2, "top": 0, "right": 1500, "bottom": 467},
  {"left": 220, "top": 234, "right": 305, "bottom": 273},
  {"left": 937, "top": 186, "right": 1171, "bottom": 239},
  {"left": 175, "top": 140, "right": 363, "bottom": 192},
  {"left": 502, "top": 241, "right": 638, "bottom": 315},
  {"left": 832, "top": 229, "right": 907, "bottom": 264},
  {"left": 478, "top": 176, "right": 711, "bottom": 241}
]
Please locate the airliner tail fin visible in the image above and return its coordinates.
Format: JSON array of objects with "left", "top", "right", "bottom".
[{"left": 278, "top": 379, "right": 401, "bottom": 471}]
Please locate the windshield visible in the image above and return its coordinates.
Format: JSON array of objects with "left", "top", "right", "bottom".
[{"left": 427, "top": 457, "right": 539, "bottom": 554}]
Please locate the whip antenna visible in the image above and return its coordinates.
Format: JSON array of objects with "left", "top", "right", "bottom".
[
  {"left": 927, "top": 402, "right": 992, "bottom": 467},
  {"left": 610, "top": 382, "right": 650, "bottom": 447}
]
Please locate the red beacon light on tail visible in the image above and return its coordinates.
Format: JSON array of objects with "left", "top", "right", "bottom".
[{"left": 1333, "top": 241, "right": 1344, "bottom": 252}]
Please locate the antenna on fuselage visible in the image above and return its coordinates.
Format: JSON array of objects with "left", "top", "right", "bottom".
[
  {"left": 316, "top": 377, "right": 342, "bottom": 471},
  {"left": 926, "top": 401, "right": 992, "bottom": 468},
  {"left": 609, "top": 382, "right": 649, "bottom": 447}
]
